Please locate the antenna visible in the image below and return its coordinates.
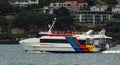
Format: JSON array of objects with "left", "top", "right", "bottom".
[{"left": 48, "top": 18, "right": 56, "bottom": 33}]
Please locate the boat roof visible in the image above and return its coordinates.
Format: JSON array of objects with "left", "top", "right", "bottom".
[
  {"left": 39, "top": 28, "right": 112, "bottom": 40},
  {"left": 47, "top": 34, "right": 73, "bottom": 36},
  {"left": 93, "top": 35, "right": 112, "bottom": 39},
  {"left": 40, "top": 36, "right": 67, "bottom": 39},
  {"left": 40, "top": 32, "right": 112, "bottom": 40},
  {"left": 40, "top": 35, "right": 87, "bottom": 40}
]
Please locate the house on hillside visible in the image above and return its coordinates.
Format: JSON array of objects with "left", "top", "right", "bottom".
[
  {"left": 41, "top": 0, "right": 112, "bottom": 24},
  {"left": 78, "top": 11, "right": 112, "bottom": 24},
  {"left": 90, "top": 3, "right": 108, "bottom": 11},
  {"left": 70, "top": 10, "right": 112, "bottom": 24},
  {"left": 64, "top": 0, "right": 88, "bottom": 7},
  {"left": 42, "top": 0, "right": 88, "bottom": 14},
  {"left": 8, "top": 0, "right": 39, "bottom": 7},
  {"left": 112, "top": 0, "right": 120, "bottom": 13},
  {"left": 43, "top": 2, "right": 72, "bottom": 14}
]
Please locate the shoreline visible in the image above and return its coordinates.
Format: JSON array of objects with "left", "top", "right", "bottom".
[{"left": 0, "top": 40, "right": 19, "bottom": 44}]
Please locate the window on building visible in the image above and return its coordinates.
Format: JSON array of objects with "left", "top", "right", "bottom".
[
  {"left": 95, "top": 15, "right": 100, "bottom": 18},
  {"left": 25, "top": 1, "right": 28, "bottom": 2},
  {"left": 53, "top": 4, "right": 56, "bottom": 6},
  {"left": 31, "top": 0, "right": 36, "bottom": 2},
  {"left": 103, "top": 15, "right": 107, "bottom": 18},
  {"left": 59, "top": 4, "right": 61, "bottom": 6},
  {"left": 67, "top": 4, "right": 71, "bottom": 6}
]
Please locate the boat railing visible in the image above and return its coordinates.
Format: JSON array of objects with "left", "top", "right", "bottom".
[
  {"left": 51, "top": 31, "right": 84, "bottom": 35},
  {"left": 51, "top": 31, "right": 100, "bottom": 35}
]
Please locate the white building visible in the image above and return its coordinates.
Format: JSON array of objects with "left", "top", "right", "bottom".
[
  {"left": 9, "top": 0, "right": 39, "bottom": 7},
  {"left": 112, "top": 3, "right": 120, "bottom": 13},
  {"left": 41, "top": 2, "right": 112, "bottom": 24},
  {"left": 43, "top": 2, "right": 88, "bottom": 14},
  {"left": 70, "top": 11, "right": 112, "bottom": 24},
  {"left": 79, "top": 11, "right": 112, "bottom": 24},
  {"left": 90, "top": 4, "right": 108, "bottom": 11},
  {"left": 43, "top": 2, "right": 72, "bottom": 14}
]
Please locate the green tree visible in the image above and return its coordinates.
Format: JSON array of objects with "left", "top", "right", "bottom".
[
  {"left": 0, "top": 16, "right": 6, "bottom": 32},
  {"left": 0, "top": 0, "right": 15, "bottom": 13},
  {"left": 106, "top": 21, "right": 120, "bottom": 44},
  {"left": 106, "top": 6, "right": 112, "bottom": 11},
  {"left": 15, "top": 11, "right": 55, "bottom": 31},
  {"left": 54, "top": 7, "right": 70, "bottom": 17},
  {"left": 5, "top": 15, "right": 16, "bottom": 33},
  {"left": 73, "top": 21, "right": 89, "bottom": 31},
  {"left": 22, "top": 4, "right": 41, "bottom": 10},
  {"left": 53, "top": 7, "right": 75, "bottom": 31},
  {"left": 101, "top": 0, "right": 116, "bottom": 6},
  {"left": 54, "top": 16, "right": 74, "bottom": 31}
]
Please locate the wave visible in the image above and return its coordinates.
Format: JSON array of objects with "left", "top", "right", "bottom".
[{"left": 102, "top": 50, "right": 120, "bottom": 53}]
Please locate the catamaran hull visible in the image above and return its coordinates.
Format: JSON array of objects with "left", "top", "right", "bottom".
[
  {"left": 20, "top": 42, "right": 98, "bottom": 53},
  {"left": 20, "top": 43, "right": 75, "bottom": 52},
  {"left": 19, "top": 37, "right": 110, "bottom": 53}
]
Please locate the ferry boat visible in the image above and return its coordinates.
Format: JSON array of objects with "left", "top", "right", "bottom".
[{"left": 19, "top": 18, "right": 114, "bottom": 53}]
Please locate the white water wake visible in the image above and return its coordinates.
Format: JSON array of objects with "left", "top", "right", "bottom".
[{"left": 102, "top": 50, "right": 120, "bottom": 53}]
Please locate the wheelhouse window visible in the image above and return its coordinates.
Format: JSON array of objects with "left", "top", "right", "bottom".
[
  {"left": 78, "top": 40, "right": 86, "bottom": 44},
  {"left": 40, "top": 39, "right": 86, "bottom": 44},
  {"left": 40, "top": 39, "right": 68, "bottom": 43},
  {"left": 31, "top": 0, "right": 36, "bottom": 2}
]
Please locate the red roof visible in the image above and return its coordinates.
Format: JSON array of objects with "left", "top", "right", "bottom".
[
  {"left": 117, "top": 0, "right": 120, "bottom": 2},
  {"left": 65, "top": 1, "right": 88, "bottom": 6},
  {"left": 77, "top": 3, "right": 88, "bottom": 7},
  {"left": 65, "top": 1, "right": 78, "bottom": 6}
]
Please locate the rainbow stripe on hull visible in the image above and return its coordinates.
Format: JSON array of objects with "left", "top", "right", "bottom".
[{"left": 66, "top": 37, "right": 94, "bottom": 53}]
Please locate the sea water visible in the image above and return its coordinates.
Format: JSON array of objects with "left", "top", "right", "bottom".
[{"left": 0, "top": 44, "right": 120, "bottom": 65}]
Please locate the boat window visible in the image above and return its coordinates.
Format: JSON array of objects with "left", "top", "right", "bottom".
[
  {"left": 106, "top": 39, "right": 113, "bottom": 46},
  {"left": 94, "top": 39, "right": 100, "bottom": 45},
  {"left": 78, "top": 40, "right": 86, "bottom": 44},
  {"left": 86, "top": 39, "right": 93, "bottom": 44},
  {"left": 36, "top": 34, "right": 47, "bottom": 38},
  {"left": 40, "top": 39, "right": 68, "bottom": 43},
  {"left": 36, "top": 34, "right": 41, "bottom": 38}
]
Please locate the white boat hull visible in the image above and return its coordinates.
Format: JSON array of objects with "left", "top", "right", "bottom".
[
  {"left": 19, "top": 32, "right": 113, "bottom": 53},
  {"left": 20, "top": 42, "right": 100, "bottom": 53},
  {"left": 20, "top": 42, "right": 76, "bottom": 52}
]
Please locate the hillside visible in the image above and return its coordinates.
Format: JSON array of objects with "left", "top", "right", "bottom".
[
  {"left": 0, "top": 0, "right": 14, "bottom": 13},
  {"left": 0, "top": 0, "right": 120, "bottom": 44}
]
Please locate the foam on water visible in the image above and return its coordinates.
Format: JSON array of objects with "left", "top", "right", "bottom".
[{"left": 102, "top": 50, "right": 120, "bottom": 53}]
